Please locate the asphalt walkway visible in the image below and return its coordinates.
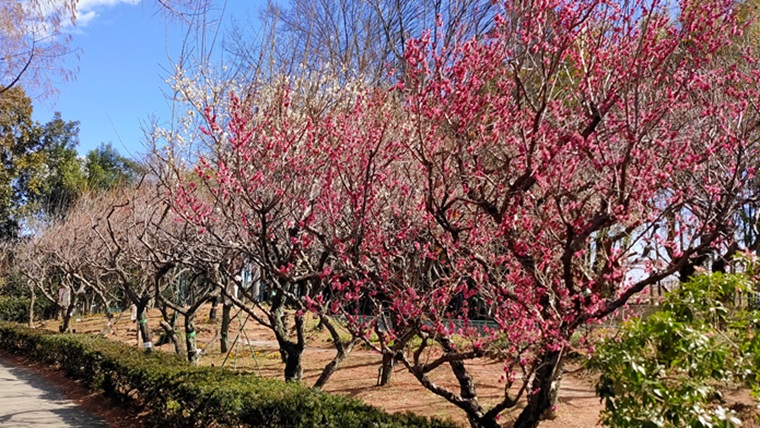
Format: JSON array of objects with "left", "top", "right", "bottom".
[{"left": 0, "top": 356, "right": 106, "bottom": 427}]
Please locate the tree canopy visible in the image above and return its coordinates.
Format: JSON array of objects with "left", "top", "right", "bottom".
[
  {"left": 0, "top": 87, "right": 141, "bottom": 240},
  {"left": 84, "top": 142, "right": 142, "bottom": 191}
]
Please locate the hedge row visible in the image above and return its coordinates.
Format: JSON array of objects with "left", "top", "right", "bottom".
[{"left": 0, "top": 323, "right": 456, "bottom": 428}]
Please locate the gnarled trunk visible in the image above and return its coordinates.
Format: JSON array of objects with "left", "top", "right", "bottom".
[
  {"left": 270, "top": 288, "right": 306, "bottom": 382},
  {"left": 281, "top": 341, "right": 303, "bottom": 382},
  {"left": 59, "top": 305, "right": 72, "bottom": 332},
  {"left": 513, "top": 350, "right": 564, "bottom": 428},
  {"left": 272, "top": 309, "right": 305, "bottom": 382},
  {"left": 314, "top": 315, "right": 357, "bottom": 389}
]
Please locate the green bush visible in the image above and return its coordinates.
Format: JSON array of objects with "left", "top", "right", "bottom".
[
  {"left": 588, "top": 271, "right": 760, "bottom": 428},
  {"left": 0, "top": 296, "right": 53, "bottom": 323},
  {"left": 0, "top": 322, "right": 455, "bottom": 428}
]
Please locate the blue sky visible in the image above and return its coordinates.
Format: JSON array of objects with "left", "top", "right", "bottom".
[{"left": 33, "top": 0, "right": 267, "bottom": 159}]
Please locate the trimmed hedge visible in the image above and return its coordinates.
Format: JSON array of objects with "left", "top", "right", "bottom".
[{"left": 0, "top": 322, "right": 456, "bottom": 428}]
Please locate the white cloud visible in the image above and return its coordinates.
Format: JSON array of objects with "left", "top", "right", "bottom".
[
  {"left": 73, "top": 0, "right": 141, "bottom": 28},
  {"left": 78, "top": 0, "right": 141, "bottom": 13},
  {"left": 75, "top": 10, "right": 99, "bottom": 27}
]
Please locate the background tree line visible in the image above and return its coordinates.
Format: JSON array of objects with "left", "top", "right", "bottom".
[{"left": 0, "top": 86, "right": 141, "bottom": 241}]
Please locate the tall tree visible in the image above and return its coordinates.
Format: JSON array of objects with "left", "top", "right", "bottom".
[
  {"left": 84, "top": 143, "right": 142, "bottom": 190},
  {"left": 0, "top": 86, "right": 44, "bottom": 240},
  {"left": 0, "top": 86, "right": 87, "bottom": 240},
  {"left": 25, "top": 112, "right": 86, "bottom": 218}
]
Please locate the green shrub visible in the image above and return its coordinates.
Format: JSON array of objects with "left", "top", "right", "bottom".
[
  {"left": 0, "top": 322, "right": 455, "bottom": 428},
  {"left": 0, "top": 296, "right": 53, "bottom": 323},
  {"left": 588, "top": 271, "right": 760, "bottom": 428}
]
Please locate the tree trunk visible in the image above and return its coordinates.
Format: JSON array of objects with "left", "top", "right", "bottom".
[
  {"left": 439, "top": 338, "right": 494, "bottom": 428},
  {"left": 159, "top": 319, "right": 185, "bottom": 355},
  {"left": 314, "top": 316, "right": 357, "bottom": 389},
  {"left": 27, "top": 288, "right": 35, "bottom": 328},
  {"left": 220, "top": 303, "right": 231, "bottom": 354},
  {"left": 467, "top": 415, "right": 501, "bottom": 428},
  {"left": 281, "top": 341, "right": 303, "bottom": 382},
  {"left": 450, "top": 357, "right": 477, "bottom": 400},
  {"left": 59, "top": 295, "right": 77, "bottom": 333},
  {"left": 315, "top": 314, "right": 325, "bottom": 331},
  {"left": 270, "top": 289, "right": 304, "bottom": 381},
  {"left": 208, "top": 296, "right": 218, "bottom": 321},
  {"left": 540, "top": 357, "right": 565, "bottom": 421},
  {"left": 274, "top": 316, "right": 304, "bottom": 382},
  {"left": 60, "top": 311, "right": 71, "bottom": 332},
  {"left": 314, "top": 346, "right": 351, "bottom": 389},
  {"left": 136, "top": 304, "right": 153, "bottom": 353},
  {"left": 513, "top": 350, "right": 563, "bottom": 428},
  {"left": 405, "top": 357, "right": 497, "bottom": 428},
  {"left": 378, "top": 352, "right": 395, "bottom": 386},
  {"left": 185, "top": 316, "right": 200, "bottom": 365},
  {"left": 377, "top": 331, "right": 414, "bottom": 386},
  {"left": 85, "top": 293, "right": 94, "bottom": 315},
  {"left": 679, "top": 250, "right": 709, "bottom": 282}
]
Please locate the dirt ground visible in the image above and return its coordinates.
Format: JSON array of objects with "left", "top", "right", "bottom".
[{"left": 46, "top": 305, "right": 757, "bottom": 428}]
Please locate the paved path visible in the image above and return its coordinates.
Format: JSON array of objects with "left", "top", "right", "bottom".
[{"left": 0, "top": 356, "right": 106, "bottom": 427}]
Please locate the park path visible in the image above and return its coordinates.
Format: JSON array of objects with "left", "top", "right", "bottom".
[{"left": 0, "top": 355, "right": 106, "bottom": 428}]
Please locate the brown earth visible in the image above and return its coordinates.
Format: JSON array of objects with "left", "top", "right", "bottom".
[{"left": 34, "top": 305, "right": 758, "bottom": 428}]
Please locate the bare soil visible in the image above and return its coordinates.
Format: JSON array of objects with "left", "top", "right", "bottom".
[{"left": 37, "top": 305, "right": 758, "bottom": 428}]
